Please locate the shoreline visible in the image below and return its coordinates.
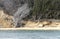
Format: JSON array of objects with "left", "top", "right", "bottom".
[{"left": 0, "top": 27, "right": 60, "bottom": 30}]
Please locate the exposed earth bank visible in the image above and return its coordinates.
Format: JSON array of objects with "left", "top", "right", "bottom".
[{"left": 0, "top": 10, "right": 60, "bottom": 28}]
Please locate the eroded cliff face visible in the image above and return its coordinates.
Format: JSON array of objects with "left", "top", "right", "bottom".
[
  {"left": 0, "top": 10, "right": 13, "bottom": 28},
  {"left": 0, "top": 10, "right": 60, "bottom": 28},
  {"left": 0, "top": 0, "right": 33, "bottom": 27}
]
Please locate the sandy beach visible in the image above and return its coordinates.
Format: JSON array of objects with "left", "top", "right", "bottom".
[{"left": 0, "top": 27, "right": 60, "bottom": 30}]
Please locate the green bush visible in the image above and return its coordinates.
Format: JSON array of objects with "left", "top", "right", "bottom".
[{"left": 32, "top": 0, "right": 60, "bottom": 20}]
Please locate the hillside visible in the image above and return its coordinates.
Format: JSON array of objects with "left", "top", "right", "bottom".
[
  {"left": 0, "top": 10, "right": 13, "bottom": 28},
  {"left": 0, "top": 10, "right": 60, "bottom": 28}
]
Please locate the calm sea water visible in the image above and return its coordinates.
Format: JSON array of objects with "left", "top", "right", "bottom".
[{"left": 0, "top": 30, "right": 60, "bottom": 39}]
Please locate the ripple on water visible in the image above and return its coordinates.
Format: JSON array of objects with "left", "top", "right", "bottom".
[{"left": 0, "top": 30, "right": 60, "bottom": 39}]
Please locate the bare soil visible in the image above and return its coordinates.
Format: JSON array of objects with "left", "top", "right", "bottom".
[{"left": 0, "top": 10, "right": 60, "bottom": 28}]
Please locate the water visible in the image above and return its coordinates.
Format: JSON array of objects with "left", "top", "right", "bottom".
[{"left": 0, "top": 30, "right": 60, "bottom": 39}]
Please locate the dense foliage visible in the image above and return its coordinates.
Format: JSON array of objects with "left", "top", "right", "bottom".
[
  {"left": 0, "top": 0, "right": 60, "bottom": 20},
  {"left": 30, "top": 0, "right": 60, "bottom": 20}
]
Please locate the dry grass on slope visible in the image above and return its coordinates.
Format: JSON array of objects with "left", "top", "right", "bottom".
[{"left": 0, "top": 10, "right": 13, "bottom": 28}]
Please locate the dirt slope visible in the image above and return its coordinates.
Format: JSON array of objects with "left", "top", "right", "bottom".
[{"left": 0, "top": 10, "right": 60, "bottom": 28}]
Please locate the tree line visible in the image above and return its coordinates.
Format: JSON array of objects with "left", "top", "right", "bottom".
[{"left": 27, "top": 0, "right": 60, "bottom": 21}]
